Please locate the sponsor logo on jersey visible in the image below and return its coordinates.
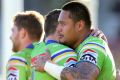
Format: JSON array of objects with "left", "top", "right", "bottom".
[
  {"left": 80, "top": 49, "right": 98, "bottom": 65},
  {"left": 7, "top": 67, "right": 19, "bottom": 80}
]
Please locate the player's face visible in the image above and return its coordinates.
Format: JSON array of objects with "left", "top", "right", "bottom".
[
  {"left": 57, "top": 10, "right": 78, "bottom": 48},
  {"left": 10, "top": 24, "right": 21, "bottom": 52}
]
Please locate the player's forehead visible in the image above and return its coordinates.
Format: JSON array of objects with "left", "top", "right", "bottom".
[
  {"left": 58, "top": 10, "right": 70, "bottom": 22},
  {"left": 11, "top": 24, "right": 19, "bottom": 32}
]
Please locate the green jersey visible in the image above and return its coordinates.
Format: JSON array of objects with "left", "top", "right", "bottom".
[
  {"left": 31, "top": 40, "right": 77, "bottom": 80},
  {"left": 75, "top": 36, "right": 116, "bottom": 80},
  {"left": 6, "top": 43, "right": 35, "bottom": 80}
]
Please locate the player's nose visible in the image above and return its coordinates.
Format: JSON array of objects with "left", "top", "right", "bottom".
[{"left": 56, "top": 24, "right": 62, "bottom": 33}]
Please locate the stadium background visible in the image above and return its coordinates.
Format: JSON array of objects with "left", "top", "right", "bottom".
[{"left": 0, "top": 0, "right": 120, "bottom": 79}]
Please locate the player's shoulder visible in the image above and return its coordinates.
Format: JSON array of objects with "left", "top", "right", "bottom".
[
  {"left": 79, "top": 36, "right": 107, "bottom": 57},
  {"left": 33, "top": 41, "right": 45, "bottom": 50},
  {"left": 11, "top": 51, "right": 24, "bottom": 57},
  {"left": 7, "top": 54, "right": 28, "bottom": 80},
  {"left": 33, "top": 41, "right": 45, "bottom": 49},
  {"left": 82, "top": 36, "right": 106, "bottom": 49},
  {"left": 13, "top": 49, "right": 29, "bottom": 57},
  {"left": 17, "top": 43, "right": 37, "bottom": 57},
  {"left": 9, "top": 53, "right": 27, "bottom": 62},
  {"left": 48, "top": 42, "right": 72, "bottom": 49},
  {"left": 75, "top": 35, "right": 107, "bottom": 55},
  {"left": 86, "top": 36, "right": 106, "bottom": 45},
  {"left": 48, "top": 43, "right": 75, "bottom": 57},
  {"left": 34, "top": 41, "right": 45, "bottom": 46},
  {"left": 7, "top": 53, "right": 28, "bottom": 68},
  {"left": 31, "top": 41, "right": 46, "bottom": 57}
]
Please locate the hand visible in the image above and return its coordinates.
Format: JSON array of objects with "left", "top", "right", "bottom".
[
  {"left": 91, "top": 28, "right": 108, "bottom": 43},
  {"left": 32, "top": 49, "right": 51, "bottom": 72}
]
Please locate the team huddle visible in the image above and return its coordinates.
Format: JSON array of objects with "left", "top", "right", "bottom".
[{"left": 6, "top": 1, "right": 117, "bottom": 80}]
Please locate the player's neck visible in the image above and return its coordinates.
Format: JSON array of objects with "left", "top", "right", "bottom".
[
  {"left": 46, "top": 34, "right": 58, "bottom": 42},
  {"left": 19, "top": 39, "right": 33, "bottom": 50},
  {"left": 73, "top": 29, "right": 91, "bottom": 49}
]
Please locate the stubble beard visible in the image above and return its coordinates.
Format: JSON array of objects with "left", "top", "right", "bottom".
[{"left": 12, "top": 42, "right": 19, "bottom": 52}]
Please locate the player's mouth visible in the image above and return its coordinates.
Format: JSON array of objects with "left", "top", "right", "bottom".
[{"left": 58, "top": 34, "right": 64, "bottom": 39}]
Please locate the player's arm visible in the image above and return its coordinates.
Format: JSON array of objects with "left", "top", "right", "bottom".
[
  {"left": 61, "top": 44, "right": 106, "bottom": 80},
  {"left": 6, "top": 55, "right": 29, "bottom": 80},
  {"left": 43, "top": 59, "right": 99, "bottom": 80},
  {"left": 33, "top": 51, "right": 99, "bottom": 80},
  {"left": 34, "top": 56, "right": 99, "bottom": 80},
  {"left": 60, "top": 43, "right": 106, "bottom": 80},
  {"left": 33, "top": 48, "right": 77, "bottom": 71},
  {"left": 61, "top": 62, "right": 99, "bottom": 80},
  {"left": 44, "top": 44, "right": 105, "bottom": 80}
]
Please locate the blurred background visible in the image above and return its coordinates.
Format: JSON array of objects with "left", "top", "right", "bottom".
[{"left": 0, "top": 0, "right": 120, "bottom": 79}]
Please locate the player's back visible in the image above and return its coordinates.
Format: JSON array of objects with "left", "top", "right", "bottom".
[
  {"left": 31, "top": 40, "right": 77, "bottom": 80},
  {"left": 75, "top": 35, "right": 116, "bottom": 80},
  {"left": 31, "top": 41, "right": 56, "bottom": 80},
  {"left": 46, "top": 40, "right": 77, "bottom": 67}
]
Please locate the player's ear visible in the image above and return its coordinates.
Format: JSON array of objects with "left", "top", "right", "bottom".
[
  {"left": 19, "top": 28, "right": 26, "bottom": 39},
  {"left": 75, "top": 20, "right": 85, "bottom": 32}
]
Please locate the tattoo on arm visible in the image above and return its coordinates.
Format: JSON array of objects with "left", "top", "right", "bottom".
[
  {"left": 61, "top": 66, "right": 77, "bottom": 80},
  {"left": 61, "top": 62, "right": 99, "bottom": 80}
]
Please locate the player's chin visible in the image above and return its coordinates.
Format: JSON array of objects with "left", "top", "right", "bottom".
[
  {"left": 59, "top": 39, "right": 66, "bottom": 45},
  {"left": 12, "top": 47, "right": 18, "bottom": 52}
]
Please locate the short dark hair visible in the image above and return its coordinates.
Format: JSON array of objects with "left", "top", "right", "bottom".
[
  {"left": 13, "top": 11, "right": 44, "bottom": 41},
  {"left": 44, "top": 9, "right": 61, "bottom": 37},
  {"left": 62, "top": 1, "right": 91, "bottom": 28}
]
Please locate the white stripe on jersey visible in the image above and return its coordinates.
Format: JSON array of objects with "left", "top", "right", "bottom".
[
  {"left": 9, "top": 56, "right": 27, "bottom": 62},
  {"left": 51, "top": 48, "right": 74, "bottom": 57},
  {"left": 54, "top": 54, "right": 77, "bottom": 63},
  {"left": 80, "top": 44, "right": 106, "bottom": 56},
  {"left": 7, "top": 62, "right": 27, "bottom": 68}
]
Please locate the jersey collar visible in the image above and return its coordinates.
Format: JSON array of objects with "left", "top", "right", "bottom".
[
  {"left": 26, "top": 43, "right": 34, "bottom": 49},
  {"left": 45, "top": 39, "right": 58, "bottom": 45}
]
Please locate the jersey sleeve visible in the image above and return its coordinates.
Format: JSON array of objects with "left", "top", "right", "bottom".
[
  {"left": 78, "top": 42, "right": 106, "bottom": 71},
  {"left": 50, "top": 47, "right": 77, "bottom": 67},
  {"left": 6, "top": 55, "right": 30, "bottom": 80}
]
